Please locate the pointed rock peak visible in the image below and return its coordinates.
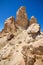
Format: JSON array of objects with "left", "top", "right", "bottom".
[
  {"left": 7, "top": 16, "right": 14, "bottom": 19},
  {"left": 16, "top": 6, "right": 26, "bottom": 15},
  {"left": 4, "top": 16, "right": 16, "bottom": 33},
  {"left": 4, "top": 16, "right": 15, "bottom": 25},
  {"left": 31, "top": 16, "right": 35, "bottom": 19},
  {"left": 5, "top": 16, "right": 14, "bottom": 22},
  {"left": 29, "top": 16, "right": 37, "bottom": 25},
  {"left": 16, "top": 6, "right": 29, "bottom": 29},
  {"left": 19, "top": 6, "right": 25, "bottom": 10}
]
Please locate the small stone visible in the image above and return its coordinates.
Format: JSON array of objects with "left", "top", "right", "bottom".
[{"left": 7, "top": 33, "right": 14, "bottom": 41}]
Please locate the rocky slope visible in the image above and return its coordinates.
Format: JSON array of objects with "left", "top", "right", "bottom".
[{"left": 0, "top": 6, "right": 43, "bottom": 65}]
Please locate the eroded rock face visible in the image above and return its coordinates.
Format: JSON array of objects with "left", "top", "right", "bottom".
[
  {"left": 21, "top": 45, "right": 36, "bottom": 65},
  {"left": 4, "top": 16, "right": 16, "bottom": 33},
  {"left": 0, "top": 44, "right": 13, "bottom": 60},
  {"left": 29, "top": 39, "right": 43, "bottom": 55},
  {"left": 16, "top": 6, "right": 29, "bottom": 29}
]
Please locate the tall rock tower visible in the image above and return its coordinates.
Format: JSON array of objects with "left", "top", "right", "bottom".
[{"left": 16, "top": 6, "right": 29, "bottom": 29}]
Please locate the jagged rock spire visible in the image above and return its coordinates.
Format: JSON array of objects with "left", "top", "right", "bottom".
[
  {"left": 4, "top": 16, "right": 16, "bottom": 33},
  {"left": 16, "top": 6, "right": 29, "bottom": 29},
  {"left": 29, "top": 16, "right": 37, "bottom": 25}
]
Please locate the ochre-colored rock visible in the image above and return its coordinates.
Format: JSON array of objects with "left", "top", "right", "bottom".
[
  {"left": 4, "top": 16, "right": 16, "bottom": 33},
  {"left": 16, "top": 6, "right": 29, "bottom": 29}
]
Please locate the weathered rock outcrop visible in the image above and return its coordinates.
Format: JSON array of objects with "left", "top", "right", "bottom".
[
  {"left": 0, "top": 6, "right": 43, "bottom": 65},
  {"left": 16, "top": 6, "right": 29, "bottom": 29}
]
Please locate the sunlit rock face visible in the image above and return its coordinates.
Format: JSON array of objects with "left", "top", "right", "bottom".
[
  {"left": 4, "top": 16, "right": 16, "bottom": 33},
  {"left": 16, "top": 6, "right": 29, "bottom": 29},
  {"left": 27, "top": 23, "right": 40, "bottom": 34}
]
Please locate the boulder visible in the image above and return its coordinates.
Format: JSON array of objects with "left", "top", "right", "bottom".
[
  {"left": 27, "top": 23, "right": 40, "bottom": 34},
  {"left": 16, "top": 6, "right": 29, "bottom": 29}
]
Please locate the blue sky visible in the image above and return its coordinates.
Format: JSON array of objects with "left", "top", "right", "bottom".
[{"left": 0, "top": 0, "right": 43, "bottom": 31}]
